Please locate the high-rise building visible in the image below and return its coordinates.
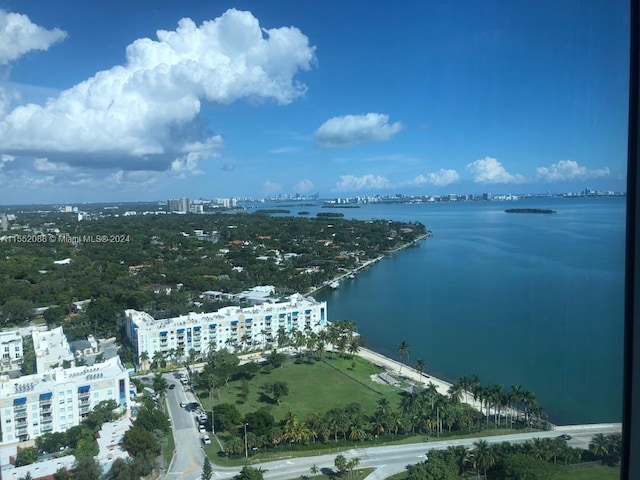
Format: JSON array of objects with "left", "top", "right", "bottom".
[{"left": 167, "top": 197, "right": 191, "bottom": 213}]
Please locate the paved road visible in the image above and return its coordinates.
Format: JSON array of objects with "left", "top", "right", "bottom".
[
  {"left": 164, "top": 373, "right": 207, "bottom": 479},
  {"left": 160, "top": 401, "right": 620, "bottom": 480}
]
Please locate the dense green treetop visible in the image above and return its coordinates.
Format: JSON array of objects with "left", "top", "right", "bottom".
[{"left": 0, "top": 210, "right": 427, "bottom": 340}]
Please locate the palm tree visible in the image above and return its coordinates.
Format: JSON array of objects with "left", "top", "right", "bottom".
[
  {"left": 448, "top": 382, "right": 463, "bottom": 404},
  {"left": 206, "top": 338, "right": 217, "bottom": 357},
  {"left": 472, "top": 439, "right": 495, "bottom": 478},
  {"left": 176, "top": 346, "right": 185, "bottom": 363},
  {"left": 447, "top": 445, "right": 470, "bottom": 477},
  {"left": 304, "top": 331, "right": 317, "bottom": 358},
  {"left": 260, "top": 328, "right": 270, "bottom": 349},
  {"left": 139, "top": 351, "right": 149, "bottom": 371},
  {"left": 397, "top": 340, "right": 409, "bottom": 374},
  {"left": 276, "top": 326, "right": 288, "bottom": 348},
  {"left": 152, "top": 350, "right": 164, "bottom": 370},
  {"left": 589, "top": 433, "right": 610, "bottom": 461},
  {"left": 458, "top": 375, "right": 470, "bottom": 403},
  {"left": 415, "top": 359, "right": 426, "bottom": 382},
  {"left": 422, "top": 382, "right": 439, "bottom": 411},
  {"left": 347, "top": 338, "right": 360, "bottom": 358},
  {"left": 469, "top": 375, "right": 482, "bottom": 408},
  {"left": 153, "top": 374, "right": 168, "bottom": 400},
  {"left": 315, "top": 340, "right": 326, "bottom": 360},
  {"left": 293, "top": 330, "right": 306, "bottom": 356}
]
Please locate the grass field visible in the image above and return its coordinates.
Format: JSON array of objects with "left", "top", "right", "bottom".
[
  {"left": 554, "top": 465, "right": 620, "bottom": 480},
  {"left": 198, "top": 355, "right": 401, "bottom": 421}
]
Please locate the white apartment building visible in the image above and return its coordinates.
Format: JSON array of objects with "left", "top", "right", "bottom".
[
  {"left": 0, "top": 331, "right": 22, "bottom": 371},
  {"left": 0, "top": 356, "right": 130, "bottom": 446},
  {"left": 125, "top": 293, "right": 327, "bottom": 363}
]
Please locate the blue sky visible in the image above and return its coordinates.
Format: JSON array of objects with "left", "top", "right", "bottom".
[{"left": 0, "top": 1, "right": 630, "bottom": 204}]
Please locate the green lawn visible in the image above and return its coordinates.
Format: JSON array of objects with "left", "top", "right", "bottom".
[
  {"left": 163, "top": 428, "right": 176, "bottom": 468},
  {"left": 198, "top": 356, "right": 400, "bottom": 421},
  {"left": 554, "top": 465, "right": 620, "bottom": 480}
]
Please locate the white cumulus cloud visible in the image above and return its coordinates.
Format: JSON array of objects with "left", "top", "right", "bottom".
[
  {"left": 335, "top": 174, "right": 391, "bottom": 191},
  {"left": 0, "top": 154, "right": 14, "bottom": 169},
  {"left": 0, "top": 10, "right": 67, "bottom": 65},
  {"left": 410, "top": 168, "right": 460, "bottom": 187},
  {"left": 0, "top": 9, "right": 316, "bottom": 175},
  {"left": 263, "top": 180, "right": 283, "bottom": 194},
  {"left": 466, "top": 157, "right": 525, "bottom": 184},
  {"left": 33, "top": 157, "right": 71, "bottom": 172},
  {"left": 294, "top": 179, "right": 313, "bottom": 193},
  {"left": 536, "top": 160, "right": 610, "bottom": 182},
  {"left": 314, "top": 113, "right": 403, "bottom": 148}
]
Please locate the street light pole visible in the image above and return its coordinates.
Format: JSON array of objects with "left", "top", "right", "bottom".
[
  {"left": 210, "top": 388, "right": 215, "bottom": 434},
  {"left": 244, "top": 423, "right": 248, "bottom": 458}
]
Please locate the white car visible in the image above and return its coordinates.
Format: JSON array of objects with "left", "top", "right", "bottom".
[
  {"left": 180, "top": 401, "right": 187, "bottom": 408},
  {"left": 202, "top": 435, "right": 211, "bottom": 445},
  {"left": 198, "top": 425, "right": 207, "bottom": 433}
]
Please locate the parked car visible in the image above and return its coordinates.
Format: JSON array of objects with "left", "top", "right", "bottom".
[
  {"left": 203, "top": 435, "right": 211, "bottom": 445},
  {"left": 198, "top": 425, "right": 207, "bottom": 433}
]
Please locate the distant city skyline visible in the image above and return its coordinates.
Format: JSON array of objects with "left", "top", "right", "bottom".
[{"left": 0, "top": 1, "right": 629, "bottom": 204}]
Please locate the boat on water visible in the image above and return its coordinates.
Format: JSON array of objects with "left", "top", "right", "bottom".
[
  {"left": 329, "top": 280, "right": 340, "bottom": 289},
  {"left": 347, "top": 273, "right": 355, "bottom": 279}
]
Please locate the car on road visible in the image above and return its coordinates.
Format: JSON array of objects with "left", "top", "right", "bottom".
[
  {"left": 180, "top": 401, "right": 187, "bottom": 408},
  {"left": 202, "top": 435, "right": 211, "bottom": 445},
  {"left": 169, "top": 384, "right": 175, "bottom": 389},
  {"left": 558, "top": 434, "right": 572, "bottom": 440}
]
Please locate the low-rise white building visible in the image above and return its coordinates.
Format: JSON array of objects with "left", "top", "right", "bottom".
[
  {"left": 125, "top": 293, "right": 327, "bottom": 363},
  {"left": 32, "top": 327, "right": 75, "bottom": 373},
  {"left": 0, "top": 356, "right": 130, "bottom": 446},
  {"left": 0, "top": 332, "right": 22, "bottom": 371}
]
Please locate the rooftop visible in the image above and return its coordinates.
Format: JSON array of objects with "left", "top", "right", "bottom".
[
  {"left": 0, "top": 356, "right": 127, "bottom": 400},
  {"left": 127, "top": 292, "right": 322, "bottom": 330}
]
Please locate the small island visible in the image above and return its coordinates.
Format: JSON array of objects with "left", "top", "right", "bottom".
[{"left": 505, "top": 208, "right": 556, "bottom": 214}]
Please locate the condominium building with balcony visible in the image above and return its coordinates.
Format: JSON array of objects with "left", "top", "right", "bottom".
[
  {"left": 125, "top": 293, "right": 327, "bottom": 363},
  {"left": 0, "top": 356, "right": 130, "bottom": 445}
]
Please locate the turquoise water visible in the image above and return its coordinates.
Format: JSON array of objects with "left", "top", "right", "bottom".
[{"left": 308, "top": 197, "right": 625, "bottom": 425}]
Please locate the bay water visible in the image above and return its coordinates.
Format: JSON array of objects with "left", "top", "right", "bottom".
[{"left": 304, "top": 197, "right": 625, "bottom": 425}]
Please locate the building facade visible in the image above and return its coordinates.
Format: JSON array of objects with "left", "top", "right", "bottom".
[
  {"left": 0, "top": 356, "right": 130, "bottom": 445},
  {"left": 0, "top": 332, "right": 22, "bottom": 371},
  {"left": 167, "top": 197, "right": 191, "bottom": 213},
  {"left": 32, "top": 327, "right": 75, "bottom": 373},
  {"left": 125, "top": 293, "right": 327, "bottom": 363}
]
